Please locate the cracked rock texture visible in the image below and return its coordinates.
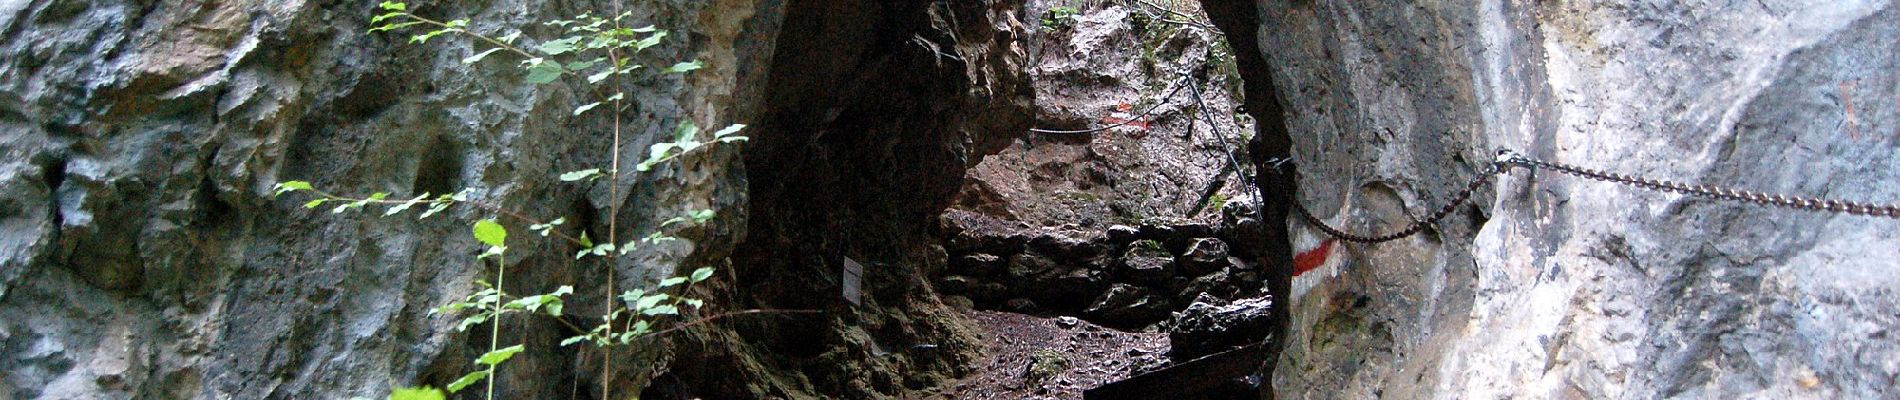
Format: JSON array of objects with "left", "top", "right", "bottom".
[
  {"left": 0, "top": 1, "right": 775, "bottom": 398},
  {"left": 955, "top": 1, "right": 1255, "bottom": 229},
  {"left": 0, "top": 0, "right": 1033, "bottom": 399},
  {"left": 1234, "top": 0, "right": 1900, "bottom": 398}
]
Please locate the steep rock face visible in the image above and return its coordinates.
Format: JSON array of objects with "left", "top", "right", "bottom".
[
  {"left": 0, "top": 0, "right": 1032, "bottom": 398},
  {"left": 0, "top": 1, "right": 789, "bottom": 398},
  {"left": 1228, "top": 0, "right": 1900, "bottom": 398}
]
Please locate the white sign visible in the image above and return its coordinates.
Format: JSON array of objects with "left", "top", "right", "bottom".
[{"left": 842, "top": 257, "right": 864, "bottom": 306}]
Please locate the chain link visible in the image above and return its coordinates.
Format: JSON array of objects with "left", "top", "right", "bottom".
[
  {"left": 1498, "top": 150, "right": 1900, "bottom": 219},
  {"left": 1275, "top": 159, "right": 1509, "bottom": 244},
  {"left": 1277, "top": 150, "right": 1899, "bottom": 244}
]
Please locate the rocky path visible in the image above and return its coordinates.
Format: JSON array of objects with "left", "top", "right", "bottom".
[{"left": 930, "top": 311, "right": 1168, "bottom": 400}]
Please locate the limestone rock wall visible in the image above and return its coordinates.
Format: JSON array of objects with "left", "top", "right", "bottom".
[{"left": 1236, "top": 0, "right": 1900, "bottom": 398}]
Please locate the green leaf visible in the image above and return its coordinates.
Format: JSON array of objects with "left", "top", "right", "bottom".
[
  {"left": 384, "top": 193, "right": 430, "bottom": 217},
  {"left": 662, "top": 61, "right": 703, "bottom": 74},
  {"left": 573, "top": 102, "right": 601, "bottom": 116},
  {"left": 642, "top": 304, "right": 679, "bottom": 316},
  {"left": 444, "top": 371, "right": 487, "bottom": 393},
  {"left": 565, "top": 58, "right": 600, "bottom": 72},
  {"left": 635, "top": 293, "right": 667, "bottom": 310},
  {"left": 273, "top": 181, "right": 313, "bottom": 196},
  {"left": 691, "top": 267, "right": 715, "bottom": 282},
  {"left": 371, "top": 12, "right": 404, "bottom": 24},
  {"left": 717, "top": 136, "right": 749, "bottom": 143},
  {"left": 632, "top": 319, "right": 651, "bottom": 335},
  {"left": 499, "top": 31, "right": 522, "bottom": 44},
  {"left": 674, "top": 120, "right": 700, "bottom": 142},
  {"left": 477, "top": 344, "right": 525, "bottom": 366},
  {"left": 560, "top": 335, "right": 588, "bottom": 346},
  {"left": 388, "top": 387, "right": 444, "bottom": 400},
  {"left": 634, "top": 31, "right": 667, "bottom": 50},
  {"left": 463, "top": 48, "right": 504, "bottom": 64},
  {"left": 659, "top": 277, "right": 688, "bottom": 288},
  {"left": 712, "top": 124, "right": 747, "bottom": 138},
  {"left": 636, "top": 142, "right": 677, "bottom": 172},
  {"left": 558, "top": 168, "right": 601, "bottom": 182},
  {"left": 378, "top": 2, "right": 407, "bottom": 11},
  {"left": 692, "top": 209, "right": 717, "bottom": 222},
  {"left": 479, "top": 246, "right": 505, "bottom": 259},
  {"left": 683, "top": 298, "right": 705, "bottom": 309},
  {"left": 303, "top": 199, "right": 328, "bottom": 209},
  {"left": 537, "top": 36, "right": 584, "bottom": 55},
  {"left": 456, "top": 314, "right": 488, "bottom": 331},
  {"left": 524, "top": 60, "right": 564, "bottom": 84},
  {"left": 586, "top": 68, "right": 613, "bottom": 83},
  {"left": 472, "top": 219, "right": 507, "bottom": 247}
]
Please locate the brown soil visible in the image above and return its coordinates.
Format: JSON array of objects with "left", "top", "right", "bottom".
[{"left": 928, "top": 310, "right": 1168, "bottom": 400}]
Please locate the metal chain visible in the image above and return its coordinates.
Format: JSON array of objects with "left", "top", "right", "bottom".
[
  {"left": 1276, "top": 157, "right": 1511, "bottom": 244},
  {"left": 1500, "top": 151, "right": 1900, "bottom": 219},
  {"left": 1276, "top": 150, "right": 1899, "bottom": 244}
]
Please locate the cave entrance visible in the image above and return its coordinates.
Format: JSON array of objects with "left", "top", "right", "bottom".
[
  {"left": 928, "top": 0, "right": 1296, "bottom": 398},
  {"left": 647, "top": 0, "right": 1295, "bottom": 398}
]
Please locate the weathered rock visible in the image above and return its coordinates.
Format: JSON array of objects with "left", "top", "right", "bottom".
[
  {"left": 950, "top": 3, "right": 1253, "bottom": 230},
  {"left": 1168, "top": 294, "right": 1274, "bottom": 360},
  {"left": 1178, "top": 267, "right": 1260, "bottom": 304},
  {"left": 1106, "top": 224, "right": 1142, "bottom": 245},
  {"left": 1085, "top": 284, "right": 1173, "bottom": 329},
  {"left": 1177, "top": 237, "right": 1232, "bottom": 275},
  {"left": 1007, "top": 252, "right": 1062, "bottom": 281},
  {"left": 0, "top": 0, "right": 1036, "bottom": 398},
  {"left": 953, "top": 253, "right": 1007, "bottom": 277},
  {"left": 1006, "top": 298, "right": 1043, "bottom": 314},
  {"left": 1217, "top": 0, "right": 1900, "bottom": 398},
  {"left": 1119, "top": 255, "right": 1173, "bottom": 285},
  {"left": 969, "top": 282, "right": 1010, "bottom": 304},
  {"left": 1029, "top": 230, "right": 1108, "bottom": 260},
  {"left": 937, "top": 275, "right": 977, "bottom": 295}
]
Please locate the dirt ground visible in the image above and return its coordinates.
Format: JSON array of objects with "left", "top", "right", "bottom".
[{"left": 927, "top": 310, "right": 1169, "bottom": 400}]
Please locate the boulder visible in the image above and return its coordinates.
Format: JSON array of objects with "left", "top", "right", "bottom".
[
  {"left": 951, "top": 253, "right": 1006, "bottom": 277},
  {"left": 1085, "top": 284, "right": 1174, "bottom": 329},
  {"left": 1106, "top": 224, "right": 1142, "bottom": 246},
  {"left": 1177, "top": 238, "right": 1232, "bottom": 276},
  {"left": 1168, "top": 294, "right": 1275, "bottom": 360},
  {"left": 1119, "top": 255, "right": 1173, "bottom": 285},
  {"left": 935, "top": 275, "right": 976, "bottom": 295}
]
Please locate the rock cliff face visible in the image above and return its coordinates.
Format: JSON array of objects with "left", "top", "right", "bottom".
[
  {"left": 0, "top": 0, "right": 1031, "bottom": 399},
  {"left": 1217, "top": 0, "right": 1900, "bottom": 398}
]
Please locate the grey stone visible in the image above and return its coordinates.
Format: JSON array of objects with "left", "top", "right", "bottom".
[
  {"left": 936, "top": 275, "right": 976, "bottom": 295},
  {"left": 1085, "top": 284, "right": 1173, "bottom": 329},
  {"left": 1119, "top": 254, "right": 1173, "bottom": 285},
  {"left": 1177, "top": 237, "right": 1232, "bottom": 276},
  {"left": 1169, "top": 294, "right": 1274, "bottom": 360},
  {"left": 1106, "top": 224, "right": 1142, "bottom": 245},
  {"left": 1217, "top": 0, "right": 1900, "bottom": 397},
  {"left": 953, "top": 253, "right": 1006, "bottom": 277}
]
